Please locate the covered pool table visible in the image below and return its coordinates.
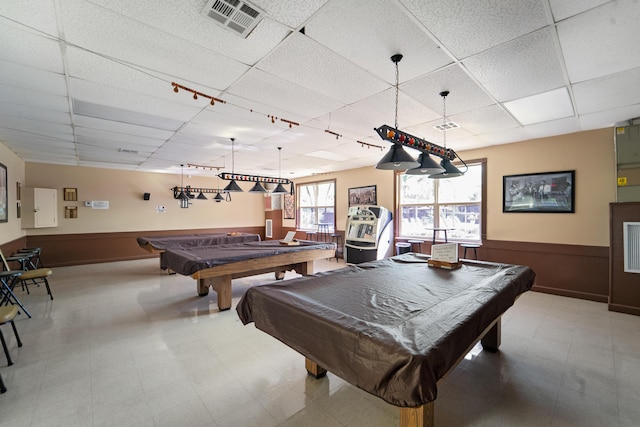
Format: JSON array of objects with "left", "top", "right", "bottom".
[
  {"left": 162, "top": 240, "right": 336, "bottom": 311},
  {"left": 237, "top": 254, "right": 535, "bottom": 427}
]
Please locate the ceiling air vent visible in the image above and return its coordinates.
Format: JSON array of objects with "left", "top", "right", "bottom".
[
  {"left": 202, "top": 0, "right": 264, "bottom": 38},
  {"left": 433, "top": 121, "right": 460, "bottom": 131}
]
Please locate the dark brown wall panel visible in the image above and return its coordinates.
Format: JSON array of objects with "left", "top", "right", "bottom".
[
  {"left": 25, "top": 227, "right": 264, "bottom": 267},
  {"left": 609, "top": 202, "right": 640, "bottom": 315}
]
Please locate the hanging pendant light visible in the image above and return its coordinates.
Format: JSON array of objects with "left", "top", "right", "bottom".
[
  {"left": 375, "top": 54, "right": 419, "bottom": 170},
  {"left": 429, "top": 91, "right": 465, "bottom": 178},
  {"left": 177, "top": 165, "right": 190, "bottom": 208},
  {"left": 272, "top": 147, "right": 289, "bottom": 194},
  {"left": 214, "top": 192, "right": 224, "bottom": 202},
  {"left": 405, "top": 153, "right": 445, "bottom": 175},
  {"left": 196, "top": 191, "right": 208, "bottom": 200},
  {"left": 249, "top": 181, "right": 267, "bottom": 193},
  {"left": 224, "top": 138, "right": 243, "bottom": 192}
]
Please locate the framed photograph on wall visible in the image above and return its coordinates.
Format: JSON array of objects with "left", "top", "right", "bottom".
[
  {"left": 503, "top": 170, "right": 575, "bottom": 213},
  {"left": 283, "top": 193, "right": 295, "bottom": 219},
  {"left": 348, "top": 185, "right": 377, "bottom": 207},
  {"left": 0, "top": 162, "right": 7, "bottom": 223}
]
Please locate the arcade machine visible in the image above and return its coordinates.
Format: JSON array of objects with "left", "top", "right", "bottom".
[{"left": 344, "top": 205, "right": 393, "bottom": 264}]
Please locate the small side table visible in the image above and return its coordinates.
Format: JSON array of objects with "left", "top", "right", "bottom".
[
  {"left": 460, "top": 243, "right": 481, "bottom": 260},
  {"left": 407, "top": 240, "right": 424, "bottom": 254}
]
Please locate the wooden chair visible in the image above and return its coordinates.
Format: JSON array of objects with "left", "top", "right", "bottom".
[
  {"left": 0, "top": 249, "right": 54, "bottom": 300},
  {"left": 0, "top": 305, "right": 23, "bottom": 366}
]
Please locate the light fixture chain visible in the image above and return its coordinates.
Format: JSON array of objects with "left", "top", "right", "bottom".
[
  {"left": 394, "top": 60, "right": 399, "bottom": 129},
  {"left": 442, "top": 94, "right": 447, "bottom": 148}
]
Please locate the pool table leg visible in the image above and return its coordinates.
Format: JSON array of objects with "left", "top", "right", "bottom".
[
  {"left": 198, "top": 276, "right": 233, "bottom": 311},
  {"left": 480, "top": 317, "right": 501, "bottom": 352},
  {"left": 399, "top": 403, "right": 434, "bottom": 427},
  {"left": 305, "top": 358, "right": 327, "bottom": 379}
]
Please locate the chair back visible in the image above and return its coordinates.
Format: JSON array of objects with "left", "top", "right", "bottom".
[{"left": 0, "top": 249, "right": 10, "bottom": 271}]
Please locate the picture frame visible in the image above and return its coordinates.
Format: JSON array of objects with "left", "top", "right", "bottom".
[
  {"left": 503, "top": 170, "right": 575, "bottom": 213},
  {"left": 283, "top": 193, "right": 295, "bottom": 219},
  {"left": 0, "top": 162, "right": 7, "bottom": 223},
  {"left": 348, "top": 185, "right": 377, "bottom": 207}
]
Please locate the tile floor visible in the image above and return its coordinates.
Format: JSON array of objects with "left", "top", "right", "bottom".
[{"left": 1, "top": 257, "right": 640, "bottom": 426}]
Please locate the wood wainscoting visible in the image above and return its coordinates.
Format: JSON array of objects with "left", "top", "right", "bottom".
[
  {"left": 403, "top": 239, "right": 609, "bottom": 303},
  {"left": 23, "top": 227, "right": 264, "bottom": 267}
]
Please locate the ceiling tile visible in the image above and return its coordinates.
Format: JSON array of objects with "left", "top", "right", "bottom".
[
  {"left": 399, "top": 0, "right": 548, "bottom": 59},
  {"left": 251, "top": 0, "right": 330, "bottom": 28},
  {"left": 227, "top": 68, "right": 344, "bottom": 119},
  {"left": 573, "top": 67, "right": 640, "bottom": 115},
  {"left": 0, "top": 84, "right": 69, "bottom": 112},
  {"left": 450, "top": 104, "right": 520, "bottom": 135},
  {"left": 558, "top": 0, "right": 640, "bottom": 83},
  {"left": 463, "top": 27, "right": 566, "bottom": 102},
  {"left": 548, "top": 0, "right": 610, "bottom": 21},
  {"left": 525, "top": 116, "right": 581, "bottom": 139},
  {"left": 0, "top": 60, "right": 68, "bottom": 96},
  {"left": 504, "top": 87, "right": 574, "bottom": 125},
  {"left": 579, "top": 104, "right": 640, "bottom": 130},
  {"left": 401, "top": 64, "right": 496, "bottom": 115},
  {"left": 304, "top": 0, "right": 452, "bottom": 84},
  {"left": 0, "top": 0, "right": 60, "bottom": 37},
  {"left": 0, "top": 25, "right": 64, "bottom": 73},
  {"left": 257, "top": 32, "right": 388, "bottom": 104}
]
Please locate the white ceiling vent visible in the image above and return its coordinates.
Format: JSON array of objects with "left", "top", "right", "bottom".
[
  {"left": 433, "top": 121, "right": 460, "bottom": 131},
  {"left": 202, "top": 0, "right": 264, "bottom": 38}
]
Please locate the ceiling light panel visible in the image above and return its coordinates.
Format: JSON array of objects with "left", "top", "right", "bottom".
[
  {"left": 557, "top": 0, "right": 640, "bottom": 83},
  {"left": 462, "top": 27, "right": 566, "bottom": 102},
  {"left": 504, "top": 87, "right": 574, "bottom": 125},
  {"left": 304, "top": 0, "right": 453, "bottom": 84},
  {"left": 73, "top": 99, "right": 185, "bottom": 132},
  {"left": 70, "top": 79, "right": 201, "bottom": 123},
  {"left": 257, "top": 32, "right": 388, "bottom": 104},
  {"left": 401, "top": 0, "right": 548, "bottom": 59}
]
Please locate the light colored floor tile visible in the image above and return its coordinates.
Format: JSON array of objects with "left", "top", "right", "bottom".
[{"left": 1, "top": 257, "right": 640, "bottom": 427}]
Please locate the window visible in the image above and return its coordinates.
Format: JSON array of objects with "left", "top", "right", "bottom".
[
  {"left": 297, "top": 180, "right": 336, "bottom": 231},
  {"left": 398, "top": 161, "right": 484, "bottom": 242}
]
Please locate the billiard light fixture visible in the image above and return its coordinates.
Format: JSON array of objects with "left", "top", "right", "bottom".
[{"left": 374, "top": 55, "right": 466, "bottom": 177}]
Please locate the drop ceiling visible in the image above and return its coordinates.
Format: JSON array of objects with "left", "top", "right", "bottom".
[{"left": 1, "top": 0, "right": 639, "bottom": 179}]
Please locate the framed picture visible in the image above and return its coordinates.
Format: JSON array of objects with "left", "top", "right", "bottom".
[
  {"left": 0, "top": 162, "right": 7, "bottom": 223},
  {"left": 349, "top": 185, "right": 377, "bottom": 207},
  {"left": 503, "top": 170, "right": 575, "bottom": 213},
  {"left": 283, "top": 193, "right": 295, "bottom": 219}
]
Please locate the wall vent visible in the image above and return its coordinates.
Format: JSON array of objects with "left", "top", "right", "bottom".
[
  {"left": 202, "top": 0, "right": 264, "bottom": 38},
  {"left": 623, "top": 222, "right": 640, "bottom": 273},
  {"left": 265, "top": 219, "right": 273, "bottom": 238}
]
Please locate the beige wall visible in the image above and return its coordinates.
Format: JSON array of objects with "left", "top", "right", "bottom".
[
  {"left": 0, "top": 142, "right": 26, "bottom": 244},
  {"left": 464, "top": 128, "right": 615, "bottom": 246},
  {"left": 24, "top": 163, "right": 265, "bottom": 235},
  {"left": 5, "top": 127, "right": 616, "bottom": 248},
  {"left": 289, "top": 128, "right": 615, "bottom": 247}
]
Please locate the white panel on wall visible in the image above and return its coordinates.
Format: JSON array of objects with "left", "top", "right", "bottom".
[
  {"left": 623, "top": 222, "right": 640, "bottom": 273},
  {"left": 265, "top": 219, "right": 272, "bottom": 238}
]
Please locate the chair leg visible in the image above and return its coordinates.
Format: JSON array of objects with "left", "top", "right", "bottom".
[
  {"left": 0, "top": 329, "right": 13, "bottom": 366},
  {"left": 43, "top": 278, "right": 53, "bottom": 301},
  {"left": 10, "top": 320, "right": 22, "bottom": 348},
  {"left": 0, "top": 372, "right": 6, "bottom": 393}
]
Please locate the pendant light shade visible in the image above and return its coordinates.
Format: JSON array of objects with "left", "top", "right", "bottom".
[
  {"left": 224, "top": 180, "right": 243, "bottom": 192},
  {"left": 196, "top": 192, "right": 208, "bottom": 200},
  {"left": 248, "top": 182, "right": 267, "bottom": 193},
  {"left": 405, "top": 153, "right": 445, "bottom": 175},
  {"left": 214, "top": 192, "right": 224, "bottom": 202},
  {"left": 272, "top": 183, "right": 288, "bottom": 194},
  {"left": 429, "top": 158, "right": 464, "bottom": 179},
  {"left": 375, "top": 144, "right": 419, "bottom": 170}
]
